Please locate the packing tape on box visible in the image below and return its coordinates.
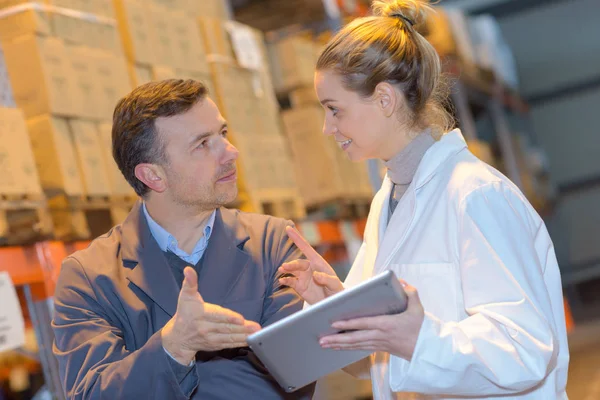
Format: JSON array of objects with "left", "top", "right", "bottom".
[{"left": 0, "top": 2, "right": 116, "bottom": 25}]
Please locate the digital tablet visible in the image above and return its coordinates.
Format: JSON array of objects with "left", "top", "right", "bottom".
[{"left": 247, "top": 269, "right": 407, "bottom": 392}]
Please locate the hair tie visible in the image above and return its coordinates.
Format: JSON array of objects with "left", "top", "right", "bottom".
[{"left": 390, "top": 13, "right": 414, "bottom": 27}]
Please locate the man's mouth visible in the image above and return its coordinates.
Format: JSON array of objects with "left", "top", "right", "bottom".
[{"left": 217, "top": 169, "right": 237, "bottom": 182}]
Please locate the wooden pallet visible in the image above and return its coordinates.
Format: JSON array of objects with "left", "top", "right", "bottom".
[
  {"left": 305, "top": 196, "right": 372, "bottom": 220},
  {"left": 0, "top": 194, "right": 53, "bottom": 245},
  {"left": 236, "top": 189, "right": 306, "bottom": 221},
  {"left": 47, "top": 194, "right": 137, "bottom": 241}
]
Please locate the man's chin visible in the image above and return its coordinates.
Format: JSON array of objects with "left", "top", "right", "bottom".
[{"left": 217, "top": 187, "right": 238, "bottom": 206}]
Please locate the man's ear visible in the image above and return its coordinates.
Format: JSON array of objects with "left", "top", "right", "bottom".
[{"left": 134, "top": 163, "right": 167, "bottom": 193}]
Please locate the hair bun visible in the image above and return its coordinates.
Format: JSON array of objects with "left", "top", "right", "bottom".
[{"left": 371, "top": 0, "right": 431, "bottom": 27}]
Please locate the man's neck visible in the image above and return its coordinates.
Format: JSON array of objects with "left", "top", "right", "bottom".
[{"left": 144, "top": 197, "right": 216, "bottom": 254}]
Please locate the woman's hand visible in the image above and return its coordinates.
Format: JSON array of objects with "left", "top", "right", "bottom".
[
  {"left": 278, "top": 226, "right": 344, "bottom": 305},
  {"left": 319, "top": 281, "right": 425, "bottom": 361}
]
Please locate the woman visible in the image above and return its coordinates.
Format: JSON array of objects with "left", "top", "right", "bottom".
[{"left": 279, "top": 0, "right": 569, "bottom": 398}]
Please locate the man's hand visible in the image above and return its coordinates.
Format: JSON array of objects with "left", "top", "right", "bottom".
[
  {"left": 278, "top": 226, "right": 344, "bottom": 305},
  {"left": 161, "top": 267, "right": 261, "bottom": 365}
]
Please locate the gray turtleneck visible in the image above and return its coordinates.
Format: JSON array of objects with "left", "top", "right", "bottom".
[{"left": 385, "top": 132, "right": 435, "bottom": 221}]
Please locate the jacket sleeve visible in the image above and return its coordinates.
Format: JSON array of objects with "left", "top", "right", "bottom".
[
  {"left": 52, "top": 256, "right": 200, "bottom": 400},
  {"left": 389, "top": 182, "right": 562, "bottom": 396}
]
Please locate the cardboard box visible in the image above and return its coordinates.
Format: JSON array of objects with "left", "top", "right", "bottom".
[
  {"left": 69, "top": 119, "right": 112, "bottom": 196},
  {"left": 0, "top": 108, "right": 43, "bottom": 195},
  {"left": 198, "top": 17, "right": 235, "bottom": 62},
  {"left": 66, "top": 45, "right": 103, "bottom": 120},
  {"left": 151, "top": 65, "right": 176, "bottom": 81},
  {"left": 0, "top": 6, "right": 52, "bottom": 41},
  {"left": 147, "top": 4, "right": 177, "bottom": 68},
  {"left": 80, "top": 0, "right": 116, "bottom": 18},
  {"left": 175, "top": 69, "right": 215, "bottom": 98},
  {"left": 281, "top": 106, "right": 341, "bottom": 204},
  {"left": 0, "top": 0, "right": 34, "bottom": 7},
  {"left": 97, "top": 122, "right": 135, "bottom": 196},
  {"left": 268, "top": 36, "right": 318, "bottom": 93},
  {"left": 90, "top": 51, "right": 132, "bottom": 119},
  {"left": 169, "top": 11, "right": 209, "bottom": 73},
  {"left": 2, "top": 34, "right": 79, "bottom": 118},
  {"left": 45, "top": 0, "right": 115, "bottom": 18},
  {"left": 0, "top": 46, "right": 16, "bottom": 107},
  {"left": 113, "top": 0, "right": 156, "bottom": 65},
  {"left": 26, "top": 115, "right": 84, "bottom": 196},
  {"left": 93, "top": 21, "right": 122, "bottom": 54},
  {"left": 129, "top": 63, "right": 152, "bottom": 87},
  {"left": 209, "top": 63, "right": 262, "bottom": 135},
  {"left": 195, "top": 0, "right": 230, "bottom": 19}
]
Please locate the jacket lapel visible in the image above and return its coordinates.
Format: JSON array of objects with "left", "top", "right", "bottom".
[
  {"left": 196, "top": 208, "right": 251, "bottom": 303},
  {"left": 370, "top": 129, "right": 468, "bottom": 275},
  {"left": 374, "top": 184, "right": 416, "bottom": 275},
  {"left": 122, "top": 201, "right": 179, "bottom": 318},
  {"left": 362, "top": 176, "right": 392, "bottom": 281}
]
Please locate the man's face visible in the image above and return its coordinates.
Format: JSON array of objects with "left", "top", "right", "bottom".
[{"left": 155, "top": 97, "right": 239, "bottom": 211}]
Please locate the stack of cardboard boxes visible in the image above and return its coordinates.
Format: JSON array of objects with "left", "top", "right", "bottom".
[
  {"left": 0, "top": 0, "right": 135, "bottom": 239},
  {"left": 196, "top": 12, "right": 305, "bottom": 218},
  {"left": 117, "top": 0, "right": 213, "bottom": 89},
  {"left": 270, "top": 35, "right": 374, "bottom": 207},
  {"left": 0, "top": 107, "right": 53, "bottom": 243}
]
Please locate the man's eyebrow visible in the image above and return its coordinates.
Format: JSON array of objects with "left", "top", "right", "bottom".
[{"left": 188, "top": 123, "right": 228, "bottom": 146}]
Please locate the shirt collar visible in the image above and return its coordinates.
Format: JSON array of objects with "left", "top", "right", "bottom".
[{"left": 142, "top": 203, "right": 216, "bottom": 257}]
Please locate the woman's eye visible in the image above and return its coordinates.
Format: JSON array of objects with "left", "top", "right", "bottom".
[{"left": 328, "top": 106, "right": 338, "bottom": 116}]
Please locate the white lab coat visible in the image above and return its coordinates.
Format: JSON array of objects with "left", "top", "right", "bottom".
[{"left": 344, "top": 129, "right": 569, "bottom": 399}]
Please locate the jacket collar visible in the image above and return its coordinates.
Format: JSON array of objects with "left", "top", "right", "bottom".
[
  {"left": 120, "top": 201, "right": 250, "bottom": 316},
  {"left": 411, "top": 128, "right": 468, "bottom": 190}
]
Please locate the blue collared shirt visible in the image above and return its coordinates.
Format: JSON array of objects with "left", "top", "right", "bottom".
[{"left": 142, "top": 203, "right": 216, "bottom": 265}]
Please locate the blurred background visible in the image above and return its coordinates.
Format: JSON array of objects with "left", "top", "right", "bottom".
[{"left": 0, "top": 0, "right": 598, "bottom": 399}]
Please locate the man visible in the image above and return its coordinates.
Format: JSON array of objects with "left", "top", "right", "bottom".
[{"left": 52, "top": 79, "right": 315, "bottom": 399}]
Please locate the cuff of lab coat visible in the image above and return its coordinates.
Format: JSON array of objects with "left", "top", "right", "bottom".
[{"left": 388, "top": 311, "right": 444, "bottom": 393}]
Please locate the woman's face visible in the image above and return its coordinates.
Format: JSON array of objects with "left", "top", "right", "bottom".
[{"left": 314, "top": 69, "right": 410, "bottom": 161}]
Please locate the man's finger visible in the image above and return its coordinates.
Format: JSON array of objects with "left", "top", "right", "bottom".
[
  {"left": 208, "top": 321, "right": 261, "bottom": 334},
  {"left": 203, "top": 305, "right": 244, "bottom": 325},
  {"left": 212, "top": 333, "right": 253, "bottom": 349},
  {"left": 285, "top": 226, "right": 326, "bottom": 264}
]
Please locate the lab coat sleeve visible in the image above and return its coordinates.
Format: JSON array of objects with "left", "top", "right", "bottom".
[
  {"left": 343, "top": 241, "right": 367, "bottom": 289},
  {"left": 389, "top": 182, "right": 560, "bottom": 396}
]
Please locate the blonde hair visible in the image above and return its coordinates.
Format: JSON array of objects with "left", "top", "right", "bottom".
[{"left": 317, "top": 0, "right": 453, "bottom": 136}]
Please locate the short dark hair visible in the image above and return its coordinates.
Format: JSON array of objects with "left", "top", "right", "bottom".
[{"left": 112, "top": 79, "right": 209, "bottom": 196}]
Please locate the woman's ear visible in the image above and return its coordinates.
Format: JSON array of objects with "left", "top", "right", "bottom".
[{"left": 374, "top": 82, "right": 398, "bottom": 118}]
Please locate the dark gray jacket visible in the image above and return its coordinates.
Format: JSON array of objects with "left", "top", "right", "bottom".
[{"left": 52, "top": 201, "right": 314, "bottom": 399}]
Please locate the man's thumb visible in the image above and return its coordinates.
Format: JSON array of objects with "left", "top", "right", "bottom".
[{"left": 181, "top": 267, "right": 201, "bottom": 299}]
